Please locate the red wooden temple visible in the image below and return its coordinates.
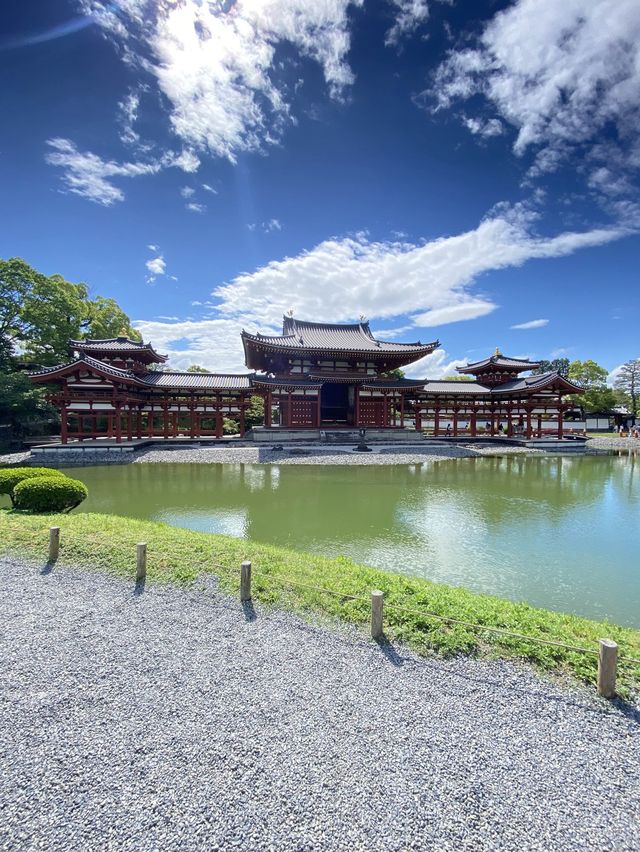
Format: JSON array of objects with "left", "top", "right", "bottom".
[{"left": 30, "top": 317, "right": 583, "bottom": 442}]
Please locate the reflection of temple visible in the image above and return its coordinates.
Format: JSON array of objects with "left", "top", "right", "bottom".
[{"left": 30, "top": 316, "right": 583, "bottom": 443}]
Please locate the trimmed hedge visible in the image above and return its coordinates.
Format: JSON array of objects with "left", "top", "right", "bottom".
[
  {"left": 0, "top": 467, "right": 66, "bottom": 505},
  {"left": 13, "top": 476, "right": 88, "bottom": 514}
]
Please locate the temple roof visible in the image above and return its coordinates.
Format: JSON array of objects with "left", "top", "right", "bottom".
[
  {"left": 421, "top": 380, "right": 491, "bottom": 395},
  {"left": 242, "top": 316, "right": 438, "bottom": 365},
  {"left": 69, "top": 336, "right": 167, "bottom": 363},
  {"left": 457, "top": 349, "right": 540, "bottom": 374},
  {"left": 491, "top": 371, "right": 583, "bottom": 395},
  {"left": 141, "top": 372, "right": 252, "bottom": 390}
]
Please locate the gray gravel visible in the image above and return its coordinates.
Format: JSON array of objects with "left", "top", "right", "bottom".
[{"left": 1, "top": 556, "right": 639, "bottom": 851}]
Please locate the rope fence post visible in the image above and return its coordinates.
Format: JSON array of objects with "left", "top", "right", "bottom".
[
  {"left": 240, "top": 560, "right": 252, "bottom": 602},
  {"left": 597, "top": 639, "right": 618, "bottom": 698},
  {"left": 136, "top": 543, "right": 147, "bottom": 583},
  {"left": 371, "top": 590, "right": 384, "bottom": 640},
  {"left": 48, "top": 527, "right": 60, "bottom": 563}
]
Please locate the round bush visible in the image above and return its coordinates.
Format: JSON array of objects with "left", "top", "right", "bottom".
[
  {"left": 13, "top": 475, "right": 88, "bottom": 514},
  {"left": 0, "top": 467, "right": 66, "bottom": 505}
]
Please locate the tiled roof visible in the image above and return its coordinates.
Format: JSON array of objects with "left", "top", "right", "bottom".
[
  {"left": 30, "top": 353, "right": 140, "bottom": 382},
  {"left": 362, "top": 378, "right": 429, "bottom": 390},
  {"left": 141, "top": 372, "right": 253, "bottom": 390},
  {"left": 251, "top": 375, "right": 324, "bottom": 389},
  {"left": 69, "top": 337, "right": 167, "bottom": 361},
  {"left": 459, "top": 352, "right": 540, "bottom": 373},
  {"left": 491, "top": 372, "right": 583, "bottom": 394},
  {"left": 243, "top": 316, "right": 437, "bottom": 355},
  {"left": 421, "top": 380, "right": 491, "bottom": 395}
]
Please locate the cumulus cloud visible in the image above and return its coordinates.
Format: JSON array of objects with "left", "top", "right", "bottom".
[
  {"left": 510, "top": 318, "right": 549, "bottom": 330},
  {"left": 386, "top": 0, "right": 430, "bottom": 47},
  {"left": 180, "top": 186, "right": 195, "bottom": 199},
  {"left": 404, "top": 347, "right": 468, "bottom": 379},
  {"left": 83, "top": 0, "right": 364, "bottom": 162},
  {"left": 145, "top": 254, "right": 166, "bottom": 282},
  {"left": 45, "top": 137, "right": 161, "bottom": 205},
  {"left": 430, "top": 0, "right": 640, "bottom": 199},
  {"left": 136, "top": 209, "right": 628, "bottom": 370}
]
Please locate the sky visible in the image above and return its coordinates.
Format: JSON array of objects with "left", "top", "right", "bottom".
[{"left": 1, "top": 0, "right": 639, "bottom": 379}]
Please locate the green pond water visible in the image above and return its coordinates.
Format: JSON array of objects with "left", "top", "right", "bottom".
[{"left": 24, "top": 454, "right": 640, "bottom": 626}]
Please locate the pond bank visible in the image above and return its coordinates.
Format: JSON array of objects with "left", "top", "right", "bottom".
[
  {"left": 2, "top": 509, "right": 639, "bottom": 693},
  {"left": 2, "top": 554, "right": 639, "bottom": 851}
]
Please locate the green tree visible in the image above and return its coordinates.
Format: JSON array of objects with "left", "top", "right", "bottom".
[
  {"left": 442, "top": 374, "right": 474, "bottom": 381},
  {"left": 186, "top": 364, "right": 209, "bottom": 373},
  {"left": 532, "top": 358, "right": 570, "bottom": 376},
  {"left": 0, "top": 372, "right": 57, "bottom": 448},
  {"left": 85, "top": 296, "right": 141, "bottom": 341},
  {"left": 380, "top": 368, "right": 405, "bottom": 380},
  {"left": 568, "top": 359, "right": 616, "bottom": 416},
  {"left": 613, "top": 359, "right": 640, "bottom": 417},
  {"left": 245, "top": 395, "right": 265, "bottom": 427}
]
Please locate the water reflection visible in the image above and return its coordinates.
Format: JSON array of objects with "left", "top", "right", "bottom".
[{"left": 57, "top": 456, "right": 640, "bottom": 627}]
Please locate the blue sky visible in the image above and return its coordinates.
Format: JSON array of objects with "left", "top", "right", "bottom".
[{"left": 1, "top": 0, "right": 639, "bottom": 377}]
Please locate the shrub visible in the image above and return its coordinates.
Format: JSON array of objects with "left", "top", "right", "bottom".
[
  {"left": 0, "top": 467, "right": 66, "bottom": 505},
  {"left": 13, "top": 475, "right": 88, "bottom": 514},
  {"left": 222, "top": 417, "right": 240, "bottom": 436}
]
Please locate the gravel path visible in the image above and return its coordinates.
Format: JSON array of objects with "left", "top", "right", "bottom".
[{"left": 2, "top": 557, "right": 639, "bottom": 851}]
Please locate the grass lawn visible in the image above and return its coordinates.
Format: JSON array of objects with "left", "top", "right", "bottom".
[{"left": 1, "top": 508, "right": 639, "bottom": 694}]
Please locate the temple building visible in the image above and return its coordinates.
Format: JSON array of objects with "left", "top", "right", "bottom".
[{"left": 29, "top": 316, "right": 584, "bottom": 443}]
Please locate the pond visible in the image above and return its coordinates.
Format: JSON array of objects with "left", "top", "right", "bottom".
[{"left": 11, "top": 454, "right": 640, "bottom": 626}]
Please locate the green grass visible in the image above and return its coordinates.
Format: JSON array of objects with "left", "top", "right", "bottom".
[{"left": 1, "top": 508, "right": 639, "bottom": 694}]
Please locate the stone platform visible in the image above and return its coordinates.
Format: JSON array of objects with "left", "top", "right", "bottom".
[{"left": 250, "top": 427, "right": 422, "bottom": 444}]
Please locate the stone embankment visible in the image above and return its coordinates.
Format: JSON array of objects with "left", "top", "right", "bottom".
[{"left": 1, "top": 556, "right": 638, "bottom": 851}]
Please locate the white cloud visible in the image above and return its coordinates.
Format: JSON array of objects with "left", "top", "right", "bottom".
[
  {"left": 45, "top": 138, "right": 161, "bottom": 206},
  {"left": 510, "top": 318, "right": 549, "bottom": 330},
  {"left": 248, "top": 219, "right": 283, "bottom": 233},
  {"left": 202, "top": 183, "right": 218, "bottom": 194},
  {"left": 186, "top": 202, "right": 207, "bottom": 214},
  {"left": 145, "top": 254, "right": 166, "bottom": 282},
  {"left": 431, "top": 0, "right": 640, "bottom": 195},
  {"left": 412, "top": 300, "right": 497, "bottom": 327},
  {"left": 214, "top": 212, "right": 626, "bottom": 329},
  {"left": 85, "top": 0, "right": 364, "bottom": 162},
  {"left": 136, "top": 208, "right": 628, "bottom": 371},
  {"left": 169, "top": 149, "right": 201, "bottom": 173},
  {"left": 180, "top": 186, "right": 195, "bottom": 199},
  {"left": 404, "top": 348, "right": 468, "bottom": 379},
  {"left": 117, "top": 90, "right": 141, "bottom": 145},
  {"left": 147, "top": 244, "right": 159, "bottom": 252},
  {"left": 462, "top": 116, "right": 503, "bottom": 138},
  {"left": 386, "top": 0, "right": 430, "bottom": 47}
]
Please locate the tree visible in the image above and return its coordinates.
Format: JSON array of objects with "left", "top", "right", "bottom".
[
  {"left": 245, "top": 395, "right": 265, "bottom": 427},
  {"left": 532, "top": 358, "right": 570, "bottom": 377},
  {"left": 0, "top": 372, "right": 57, "bottom": 448},
  {"left": 186, "top": 364, "right": 209, "bottom": 373},
  {"left": 567, "top": 359, "right": 616, "bottom": 416},
  {"left": 380, "top": 368, "right": 405, "bottom": 380},
  {"left": 85, "top": 296, "right": 141, "bottom": 341},
  {"left": 613, "top": 359, "right": 640, "bottom": 419},
  {"left": 442, "top": 374, "right": 474, "bottom": 381}
]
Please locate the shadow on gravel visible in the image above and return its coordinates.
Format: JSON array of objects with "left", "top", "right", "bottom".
[
  {"left": 242, "top": 600, "right": 257, "bottom": 622},
  {"left": 134, "top": 578, "right": 146, "bottom": 597},
  {"left": 40, "top": 560, "right": 55, "bottom": 576},
  {"left": 375, "top": 636, "right": 407, "bottom": 667}
]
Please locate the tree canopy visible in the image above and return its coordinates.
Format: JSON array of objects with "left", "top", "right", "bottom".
[
  {"left": 567, "top": 359, "right": 616, "bottom": 415},
  {"left": 613, "top": 358, "right": 640, "bottom": 416},
  {"left": 0, "top": 257, "right": 139, "bottom": 367},
  {"left": 532, "top": 358, "right": 570, "bottom": 376},
  {"left": 186, "top": 365, "right": 209, "bottom": 373}
]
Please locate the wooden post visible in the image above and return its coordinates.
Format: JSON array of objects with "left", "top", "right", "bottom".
[
  {"left": 371, "top": 590, "right": 384, "bottom": 639},
  {"left": 434, "top": 406, "right": 440, "bottom": 436},
  {"left": 60, "top": 409, "right": 68, "bottom": 444},
  {"left": 136, "top": 543, "right": 147, "bottom": 582},
  {"left": 240, "top": 560, "right": 252, "bottom": 601},
  {"left": 597, "top": 639, "right": 618, "bottom": 698},
  {"left": 265, "top": 391, "right": 273, "bottom": 428},
  {"left": 49, "top": 527, "right": 60, "bottom": 562}
]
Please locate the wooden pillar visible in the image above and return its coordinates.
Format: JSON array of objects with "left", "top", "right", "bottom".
[
  {"left": 163, "top": 399, "right": 169, "bottom": 439},
  {"left": 215, "top": 410, "right": 223, "bottom": 438},
  {"left": 383, "top": 393, "right": 388, "bottom": 428},
  {"left": 265, "top": 392, "right": 273, "bottom": 428},
  {"left": 354, "top": 385, "right": 360, "bottom": 427},
  {"left": 557, "top": 402, "right": 564, "bottom": 439},
  {"left": 137, "top": 408, "right": 143, "bottom": 439},
  {"left": 415, "top": 408, "right": 422, "bottom": 432},
  {"left": 526, "top": 407, "right": 533, "bottom": 439},
  {"left": 147, "top": 407, "right": 154, "bottom": 437},
  {"left": 400, "top": 393, "right": 405, "bottom": 429},
  {"left": 471, "top": 409, "right": 477, "bottom": 437},
  {"left": 107, "top": 412, "right": 113, "bottom": 439},
  {"left": 537, "top": 414, "right": 543, "bottom": 437},
  {"left": 287, "top": 392, "right": 292, "bottom": 427},
  {"left": 434, "top": 405, "right": 440, "bottom": 436},
  {"left": 239, "top": 406, "right": 245, "bottom": 438},
  {"left": 172, "top": 412, "right": 178, "bottom": 437},
  {"left": 115, "top": 404, "right": 122, "bottom": 443},
  {"left": 316, "top": 390, "right": 321, "bottom": 427},
  {"left": 490, "top": 407, "right": 496, "bottom": 436},
  {"left": 453, "top": 407, "right": 459, "bottom": 437},
  {"left": 61, "top": 408, "right": 68, "bottom": 444}
]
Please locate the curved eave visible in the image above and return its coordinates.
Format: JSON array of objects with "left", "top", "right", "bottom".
[
  {"left": 69, "top": 339, "right": 168, "bottom": 363},
  {"left": 29, "top": 357, "right": 142, "bottom": 386},
  {"left": 242, "top": 331, "right": 438, "bottom": 363},
  {"left": 251, "top": 376, "right": 324, "bottom": 391}
]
